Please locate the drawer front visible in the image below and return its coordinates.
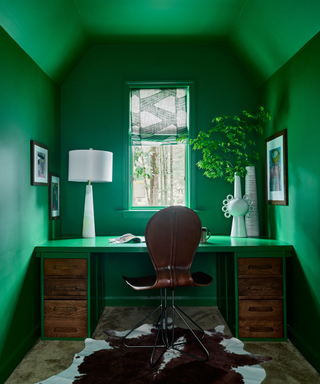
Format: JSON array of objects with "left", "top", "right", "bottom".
[
  {"left": 44, "top": 318, "right": 87, "bottom": 338},
  {"left": 239, "top": 300, "right": 283, "bottom": 320},
  {"left": 44, "top": 278, "right": 87, "bottom": 298},
  {"left": 239, "top": 319, "right": 283, "bottom": 339},
  {"left": 44, "top": 300, "right": 87, "bottom": 338},
  {"left": 44, "top": 300, "right": 87, "bottom": 318},
  {"left": 44, "top": 258, "right": 87, "bottom": 277},
  {"left": 238, "top": 277, "right": 283, "bottom": 297},
  {"left": 238, "top": 257, "right": 282, "bottom": 276}
]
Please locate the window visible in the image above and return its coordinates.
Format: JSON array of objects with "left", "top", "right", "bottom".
[{"left": 123, "top": 81, "right": 195, "bottom": 212}]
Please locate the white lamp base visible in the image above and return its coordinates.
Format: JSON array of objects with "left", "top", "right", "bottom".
[{"left": 82, "top": 184, "right": 95, "bottom": 238}]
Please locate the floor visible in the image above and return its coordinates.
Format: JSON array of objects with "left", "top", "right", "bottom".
[{"left": 5, "top": 306, "right": 320, "bottom": 384}]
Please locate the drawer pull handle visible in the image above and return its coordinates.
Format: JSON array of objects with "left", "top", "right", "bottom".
[
  {"left": 54, "top": 327, "right": 77, "bottom": 333},
  {"left": 248, "top": 264, "right": 272, "bottom": 270},
  {"left": 249, "top": 326, "right": 274, "bottom": 333},
  {"left": 249, "top": 285, "right": 273, "bottom": 290},
  {"left": 54, "top": 307, "right": 77, "bottom": 312},
  {"left": 54, "top": 285, "right": 78, "bottom": 291},
  {"left": 54, "top": 265, "right": 77, "bottom": 270},
  {"left": 249, "top": 307, "right": 273, "bottom": 312}
]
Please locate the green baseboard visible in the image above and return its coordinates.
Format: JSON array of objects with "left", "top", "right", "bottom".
[
  {"left": 0, "top": 323, "right": 40, "bottom": 383},
  {"left": 104, "top": 296, "right": 216, "bottom": 307},
  {"left": 288, "top": 325, "right": 320, "bottom": 373}
]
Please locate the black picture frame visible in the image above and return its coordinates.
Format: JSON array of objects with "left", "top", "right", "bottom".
[{"left": 31, "top": 140, "right": 49, "bottom": 186}]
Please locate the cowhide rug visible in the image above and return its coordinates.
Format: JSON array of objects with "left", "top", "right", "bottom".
[{"left": 36, "top": 324, "right": 271, "bottom": 384}]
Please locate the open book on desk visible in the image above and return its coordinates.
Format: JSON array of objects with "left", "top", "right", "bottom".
[{"left": 109, "top": 233, "right": 145, "bottom": 244}]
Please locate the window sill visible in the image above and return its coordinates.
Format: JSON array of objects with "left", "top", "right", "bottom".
[
  {"left": 118, "top": 210, "right": 159, "bottom": 219},
  {"left": 118, "top": 209, "right": 203, "bottom": 219}
]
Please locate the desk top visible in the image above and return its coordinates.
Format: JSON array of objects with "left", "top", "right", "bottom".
[{"left": 35, "top": 236, "right": 293, "bottom": 254}]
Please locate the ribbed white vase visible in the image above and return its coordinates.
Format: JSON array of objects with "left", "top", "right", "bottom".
[{"left": 245, "top": 166, "right": 260, "bottom": 237}]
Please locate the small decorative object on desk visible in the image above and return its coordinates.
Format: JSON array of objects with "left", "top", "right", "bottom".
[
  {"left": 200, "top": 227, "right": 211, "bottom": 243},
  {"left": 245, "top": 166, "right": 260, "bottom": 237},
  {"left": 109, "top": 234, "right": 145, "bottom": 244},
  {"left": 222, "top": 174, "right": 254, "bottom": 238}
]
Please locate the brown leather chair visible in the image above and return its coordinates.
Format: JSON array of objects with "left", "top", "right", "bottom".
[{"left": 122, "top": 206, "right": 213, "bottom": 366}]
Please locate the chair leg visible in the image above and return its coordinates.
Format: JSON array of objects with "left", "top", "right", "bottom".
[
  {"left": 122, "top": 293, "right": 164, "bottom": 347},
  {"left": 171, "top": 290, "right": 209, "bottom": 362}
]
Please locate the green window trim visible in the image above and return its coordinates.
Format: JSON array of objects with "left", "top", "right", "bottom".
[{"left": 122, "top": 80, "right": 196, "bottom": 216}]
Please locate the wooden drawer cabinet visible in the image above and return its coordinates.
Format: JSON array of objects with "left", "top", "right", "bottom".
[
  {"left": 238, "top": 257, "right": 284, "bottom": 339},
  {"left": 43, "top": 258, "right": 87, "bottom": 338}
]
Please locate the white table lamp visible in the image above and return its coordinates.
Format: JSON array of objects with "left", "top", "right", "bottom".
[{"left": 68, "top": 149, "right": 113, "bottom": 238}]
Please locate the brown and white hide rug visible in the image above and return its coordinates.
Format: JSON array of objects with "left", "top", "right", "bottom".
[{"left": 36, "top": 324, "right": 272, "bottom": 384}]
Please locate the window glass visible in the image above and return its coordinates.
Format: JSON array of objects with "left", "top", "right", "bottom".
[
  {"left": 132, "top": 144, "right": 186, "bottom": 206},
  {"left": 129, "top": 87, "right": 189, "bottom": 208}
]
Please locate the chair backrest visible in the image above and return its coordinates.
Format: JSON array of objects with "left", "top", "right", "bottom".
[{"left": 145, "top": 206, "right": 202, "bottom": 289}]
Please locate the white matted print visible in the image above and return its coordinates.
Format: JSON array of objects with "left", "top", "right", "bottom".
[
  {"left": 31, "top": 141, "right": 49, "bottom": 185},
  {"left": 265, "top": 129, "right": 288, "bottom": 205},
  {"left": 49, "top": 173, "right": 60, "bottom": 220}
]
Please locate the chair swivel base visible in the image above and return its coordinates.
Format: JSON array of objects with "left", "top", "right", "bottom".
[{"left": 122, "top": 288, "right": 210, "bottom": 367}]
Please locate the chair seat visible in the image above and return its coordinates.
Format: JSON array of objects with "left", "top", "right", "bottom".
[
  {"left": 122, "top": 275, "right": 157, "bottom": 290},
  {"left": 122, "top": 271, "right": 212, "bottom": 291},
  {"left": 191, "top": 271, "right": 213, "bottom": 286}
]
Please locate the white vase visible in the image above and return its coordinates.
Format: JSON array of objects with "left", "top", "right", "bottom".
[
  {"left": 245, "top": 166, "right": 260, "bottom": 237},
  {"left": 222, "top": 174, "right": 253, "bottom": 238}
]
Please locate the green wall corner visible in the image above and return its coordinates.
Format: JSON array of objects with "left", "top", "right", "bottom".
[
  {"left": 259, "top": 31, "right": 320, "bottom": 372},
  {"left": 0, "top": 27, "right": 61, "bottom": 382}
]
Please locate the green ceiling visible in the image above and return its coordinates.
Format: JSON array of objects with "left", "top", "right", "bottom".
[{"left": 1, "top": 0, "right": 319, "bottom": 85}]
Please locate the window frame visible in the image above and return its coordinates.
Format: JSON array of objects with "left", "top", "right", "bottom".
[{"left": 122, "top": 80, "right": 196, "bottom": 218}]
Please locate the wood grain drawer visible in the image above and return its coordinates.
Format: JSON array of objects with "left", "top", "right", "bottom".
[
  {"left": 44, "top": 300, "right": 87, "bottom": 338},
  {"left": 44, "top": 259, "right": 87, "bottom": 277},
  {"left": 44, "top": 278, "right": 87, "bottom": 298},
  {"left": 239, "top": 300, "right": 283, "bottom": 320},
  {"left": 239, "top": 319, "right": 283, "bottom": 339},
  {"left": 238, "top": 277, "right": 283, "bottom": 297},
  {"left": 238, "top": 258, "right": 282, "bottom": 276}
]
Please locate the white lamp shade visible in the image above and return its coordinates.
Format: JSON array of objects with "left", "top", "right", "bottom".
[{"left": 68, "top": 149, "right": 113, "bottom": 182}]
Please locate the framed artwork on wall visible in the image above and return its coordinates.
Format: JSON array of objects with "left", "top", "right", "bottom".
[
  {"left": 31, "top": 140, "right": 49, "bottom": 186},
  {"left": 49, "top": 173, "right": 60, "bottom": 220},
  {"left": 265, "top": 129, "right": 288, "bottom": 205}
]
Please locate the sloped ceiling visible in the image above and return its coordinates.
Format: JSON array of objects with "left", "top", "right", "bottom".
[
  {"left": 0, "top": 0, "right": 319, "bottom": 85},
  {"left": 228, "top": 0, "right": 320, "bottom": 85}
]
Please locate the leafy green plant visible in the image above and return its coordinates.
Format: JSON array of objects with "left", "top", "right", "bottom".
[{"left": 180, "top": 106, "right": 271, "bottom": 182}]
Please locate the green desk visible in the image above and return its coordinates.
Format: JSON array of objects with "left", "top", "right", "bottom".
[{"left": 35, "top": 236, "right": 293, "bottom": 341}]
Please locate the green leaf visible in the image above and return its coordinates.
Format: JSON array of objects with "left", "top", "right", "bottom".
[{"left": 188, "top": 106, "right": 271, "bottom": 182}]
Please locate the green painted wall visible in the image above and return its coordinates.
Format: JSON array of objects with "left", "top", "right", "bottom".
[
  {"left": 259, "top": 31, "right": 320, "bottom": 371},
  {"left": 0, "top": 27, "right": 61, "bottom": 382},
  {"left": 61, "top": 43, "right": 259, "bottom": 237},
  {"left": 60, "top": 43, "right": 260, "bottom": 307}
]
